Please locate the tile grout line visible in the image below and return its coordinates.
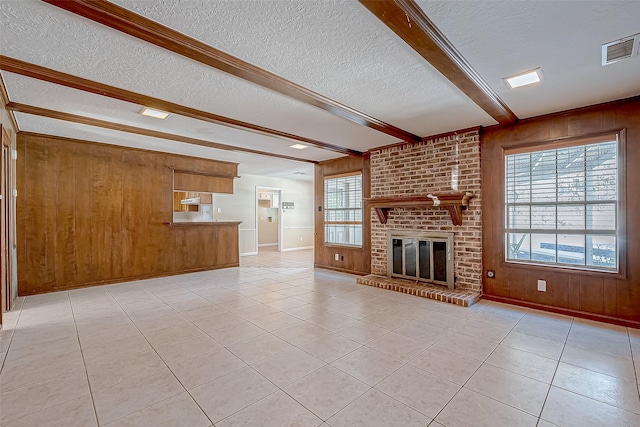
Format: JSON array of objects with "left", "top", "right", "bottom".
[
  {"left": 102, "top": 281, "right": 219, "bottom": 427},
  {"left": 67, "top": 290, "right": 101, "bottom": 426},
  {"left": 0, "top": 297, "right": 24, "bottom": 374},
  {"left": 536, "top": 316, "right": 574, "bottom": 426},
  {"left": 200, "top": 263, "right": 329, "bottom": 425},
  {"left": 418, "top": 304, "right": 529, "bottom": 424}
]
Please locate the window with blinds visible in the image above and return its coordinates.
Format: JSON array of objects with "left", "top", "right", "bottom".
[
  {"left": 324, "top": 173, "right": 363, "bottom": 247},
  {"left": 505, "top": 135, "right": 620, "bottom": 271}
]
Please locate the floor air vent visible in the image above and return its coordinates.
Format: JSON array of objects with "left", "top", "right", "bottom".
[{"left": 602, "top": 34, "right": 639, "bottom": 65}]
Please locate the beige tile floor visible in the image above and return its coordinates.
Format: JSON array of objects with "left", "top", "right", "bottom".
[{"left": 1, "top": 247, "right": 639, "bottom": 426}]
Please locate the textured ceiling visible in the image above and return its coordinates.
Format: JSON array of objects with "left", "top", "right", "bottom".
[
  {"left": 419, "top": 0, "right": 640, "bottom": 118},
  {"left": 15, "top": 113, "right": 316, "bottom": 180},
  {"left": 0, "top": 0, "right": 397, "bottom": 149},
  {"left": 108, "top": 0, "right": 496, "bottom": 135},
  {"left": 1, "top": 0, "right": 640, "bottom": 180},
  {"left": 2, "top": 71, "right": 338, "bottom": 162}
]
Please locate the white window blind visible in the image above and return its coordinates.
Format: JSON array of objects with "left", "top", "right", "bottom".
[
  {"left": 324, "top": 173, "right": 363, "bottom": 247},
  {"left": 505, "top": 137, "right": 619, "bottom": 271}
]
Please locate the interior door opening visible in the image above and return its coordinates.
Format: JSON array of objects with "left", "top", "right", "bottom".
[{"left": 256, "top": 186, "right": 282, "bottom": 253}]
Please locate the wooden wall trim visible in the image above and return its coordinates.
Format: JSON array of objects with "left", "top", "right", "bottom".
[
  {"left": 42, "top": 0, "right": 420, "bottom": 144},
  {"left": 359, "top": 0, "right": 517, "bottom": 126},
  {"left": 0, "top": 55, "right": 361, "bottom": 157},
  {"left": 18, "top": 263, "right": 240, "bottom": 296},
  {"left": 314, "top": 265, "right": 369, "bottom": 277},
  {"left": 6, "top": 102, "right": 316, "bottom": 164},
  {"left": 482, "top": 295, "right": 640, "bottom": 329},
  {"left": 172, "top": 169, "right": 239, "bottom": 179}
]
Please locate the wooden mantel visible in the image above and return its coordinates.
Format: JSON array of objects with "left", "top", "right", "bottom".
[{"left": 364, "top": 192, "right": 474, "bottom": 226}]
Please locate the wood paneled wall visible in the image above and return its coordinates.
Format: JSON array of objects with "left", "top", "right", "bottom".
[
  {"left": 314, "top": 156, "right": 370, "bottom": 275},
  {"left": 16, "top": 133, "right": 239, "bottom": 295},
  {"left": 481, "top": 97, "right": 640, "bottom": 325}
]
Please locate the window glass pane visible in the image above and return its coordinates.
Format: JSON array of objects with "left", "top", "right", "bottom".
[
  {"left": 531, "top": 152, "right": 557, "bottom": 202},
  {"left": 557, "top": 234, "right": 585, "bottom": 265},
  {"left": 532, "top": 233, "right": 557, "bottom": 263},
  {"left": 531, "top": 205, "right": 556, "bottom": 229},
  {"left": 587, "top": 203, "right": 616, "bottom": 230},
  {"left": 587, "top": 235, "right": 616, "bottom": 268},
  {"left": 557, "top": 146, "right": 585, "bottom": 202},
  {"left": 506, "top": 233, "right": 531, "bottom": 260},
  {"left": 506, "top": 154, "right": 531, "bottom": 203},
  {"left": 586, "top": 142, "right": 617, "bottom": 201},
  {"left": 507, "top": 205, "right": 530, "bottom": 229},
  {"left": 354, "top": 225, "right": 362, "bottom": 246},
  {"left": 557, "top": 204, "right": 585, "bottom": 230}
]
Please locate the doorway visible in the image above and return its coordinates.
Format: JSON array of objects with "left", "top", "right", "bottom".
[{"left": 255, "top": 186, "right": 283, "bottom": 253}]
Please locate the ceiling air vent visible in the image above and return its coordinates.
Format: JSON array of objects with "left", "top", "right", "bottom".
[{"left": 602, "top": 34, "right": 639, "bottom": 66}]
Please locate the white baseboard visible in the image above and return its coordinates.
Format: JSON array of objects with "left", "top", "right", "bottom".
[
  {"left": 240, "top": 252, "right": 258, "bottom": 256},
  {"left": 281, "top": 246, "right": 313, "bottom": 252},
  {"left": 258, "top": 243, "right": 278, "bottom": 247}
]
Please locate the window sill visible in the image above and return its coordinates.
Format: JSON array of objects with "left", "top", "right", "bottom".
[{"left": 323, "top": 243, "right": 364, "bottom": 249}]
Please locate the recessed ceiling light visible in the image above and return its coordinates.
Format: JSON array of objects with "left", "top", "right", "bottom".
[
  {"left": 504, "top": 68, "right": 543, "bottom": 89},
  {"left": 140, "top": 107, "right": 171, "bottom": 120},
  {"left": 290, "top": 144, "right": 308, "bottom": 149}
]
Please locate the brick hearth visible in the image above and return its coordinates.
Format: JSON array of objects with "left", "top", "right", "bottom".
[{"left": 357, "top": 274, "right": 481, "bottom": 307}]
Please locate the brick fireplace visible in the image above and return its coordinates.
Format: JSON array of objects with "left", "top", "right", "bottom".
[{"left": 368, "top": 130, "right": 482, "bottom": 292}]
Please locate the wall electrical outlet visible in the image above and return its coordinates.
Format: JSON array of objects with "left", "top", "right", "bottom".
[
  {"left": 334, "top": 254, "right": 339, "bottom": 261},
  {"left": 537, "top": 279, "right": 547, "bottom": 292}
]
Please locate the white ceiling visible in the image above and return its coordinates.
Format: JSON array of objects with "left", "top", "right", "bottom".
[{"left": 1, "top": 0, "right": 639, "bottom": 181}]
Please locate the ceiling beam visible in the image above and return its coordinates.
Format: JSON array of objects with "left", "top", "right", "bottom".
[
  {"left": 359, "top": 0, "right": 518, "bottom": 127},
  {"left": 6, "top": 102, "right": 317, "bottom": 164},
  {"left": 0, "top": 56, "right": 362, "bottom": 157},
  {"left": 42, "top": 0, "right": 421, "bottom": 143}
]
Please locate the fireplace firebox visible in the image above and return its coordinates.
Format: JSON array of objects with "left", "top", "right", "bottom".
[{"left": 388, "top": 231, "right": 455, "bottom": 289}]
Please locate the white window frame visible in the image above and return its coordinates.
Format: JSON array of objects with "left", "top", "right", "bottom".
[{"left": 503, "top": 131, "right": 626, "bottom": 274}]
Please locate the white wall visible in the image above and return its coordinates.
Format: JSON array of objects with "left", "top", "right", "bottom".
[
  {"left": 214, "top": 173, "right": 314, "bottom": 254},
  {"left": 258, "top": 206, "right": 278, "bottom": 245},
  {"left": 1, "top": 98, "right": 18, "bottom": 303}
]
